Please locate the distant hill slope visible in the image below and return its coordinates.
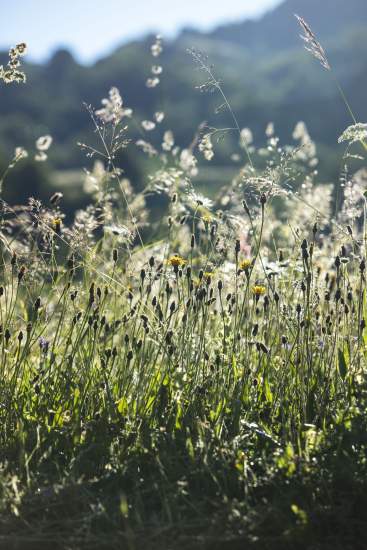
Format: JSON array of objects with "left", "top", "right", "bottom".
[
  {"left": 0, "top": 0, "right": 366, "bottom": 171},
  {"left": 207, "top": 0, "right": 367, "bottom": 53}
]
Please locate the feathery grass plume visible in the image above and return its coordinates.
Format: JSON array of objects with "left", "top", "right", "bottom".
[
  {"left": 338, "top": 123, "right": 367, "bottom": 147},
  {"left": 295, "top": 14, "right": 331, "bottom": 71},
  {"left": 295, "top": 14, "right": 367, "bottom": 154},
  {"left": 0, "top": 43, "right": 27, "bottom": 84}
]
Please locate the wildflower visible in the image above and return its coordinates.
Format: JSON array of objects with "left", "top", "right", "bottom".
[
  {"left": 14, "top": 147, "right": 28, "bottom": 161},
  {"left": 151, "top": 36, "right": 163, "bottom": 57},
  {"left": 162, "top": 131, "right": 174, "bottom": 152},
  {"left": 240, "top": 128, "right": 253, "bottom": 147},
  {"left": 266, "top": 122, "right": 274, "bottom": 137},
  {"left": 34, "top": 151, "right": 48, "bottom": 162},
  {"left": 34, "top": 134, "right": 53, "bottom": 162},
  {"left": 202, "top": 212, "right": 212, "bottom": 224},
  {"left": 36, "top": 135, "right": 53, "bottom": 151},
  {"left": 167, "top": 255, "right": 186, "bottom": 268},
  {"left": 39, "top": 337, "right": 49, "bottom": 354},
  {"left": 188, "top": 191, "right": 212, "bottom": 209},
  {"left": 52, "top": 217, "right": 62, "bottom": 234},
  {"left": 146, "top": 77, "right": 160, "bottom": 88},
  {"left": 204, "top": 271, "right": 214, "bottom": 282},
  {"left": 252, "top": 285, "right": 266, "bottom": 296},
  {"left": 141, "top": 120, "right": 156, "bottom": 131},
  {"left": 155, "top": 111, "right": 165, "bottom": 123},
  {"left": 151, "top": 65, "right": 162, "bottom": 75},
  {"left": 240, "top": 259, "right": 252, "bottom": 271}
]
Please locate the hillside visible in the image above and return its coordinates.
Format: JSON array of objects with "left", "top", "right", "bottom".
[{"left": 0, "top": 0, "right": 366, "bottom": 182}]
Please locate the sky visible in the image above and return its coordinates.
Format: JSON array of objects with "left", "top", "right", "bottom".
[{"left": 1, "top": 0, "right": 281, "bottom": 63}]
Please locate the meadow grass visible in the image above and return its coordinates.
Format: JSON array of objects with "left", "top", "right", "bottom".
[{"left": 1, "top": 27, "right": 367, "bottom": 550}]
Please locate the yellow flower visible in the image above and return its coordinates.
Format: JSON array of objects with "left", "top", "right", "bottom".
[
  {"left": 252, "top": 285, "right": 266, "bottom": 296},
  {"left": 52, "top": 217, "right": 62, "bottom": 233},
  {"left": 167, "top": 254, "right": 186, "bottom": 268},
  {"left": 240, "top": 259, "right": 252, "bottom": 271}
]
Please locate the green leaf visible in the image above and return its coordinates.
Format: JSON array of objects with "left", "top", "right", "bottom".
[{"left": 338, "top": 348, "right": 348, "bottom": 379}]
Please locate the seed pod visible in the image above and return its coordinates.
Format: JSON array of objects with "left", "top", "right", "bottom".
[
  {"left": 89, "top": 283, "right": 95, "bottom": 305},
  {"left": 113, "top": 249, "right": 118, "bottom": 263},
  {"left": 191, "top": 234, "right": 195, "bottom": 249},
  {"left": 242, "top": 199, "right": 251, "bottom": 216},
  {"left": 53, "top": 219, "right": 61, "bottom": 234},
  {"left": 149, "top": 256, "right": 155, "bottom": 267},
  {"left": 258, "top": 342, "right": 269, "bottom": 354}
]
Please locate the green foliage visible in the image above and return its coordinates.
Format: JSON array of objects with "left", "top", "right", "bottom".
[{"left": 1, "top": 2, "right": 367, "bottom": 548}]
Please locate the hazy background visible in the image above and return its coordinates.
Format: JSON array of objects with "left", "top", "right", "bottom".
[
  {"left": 1, "top": 0, "right": 281, "bottom": 62},
  {"left": 1, "top": 0, "right": 367, "bottom": 215}
]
